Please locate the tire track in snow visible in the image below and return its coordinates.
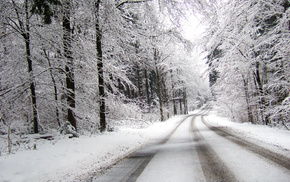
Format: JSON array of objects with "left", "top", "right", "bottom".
[
  {"left": 201, "top": 116, "right": 290, "bottom": 171},
  {"left": 90, "top": 109, "right": 209, "bottom": 182},
  {"left": 191, "top": 116, "right": 236, "bottom": 182},
  {"left": 123, "top": 107, "right": 213, "bottom": 181},
  {"left": 120, "top": 151, "right": 155, "bottom": 182},
  {"left": 123, "top": 114, "right": 195, "bottom": 182}
]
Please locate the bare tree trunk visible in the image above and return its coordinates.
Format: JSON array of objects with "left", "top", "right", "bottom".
[
  {"left": 156, "top": 68, "right": 163, "bottom": 121},
  {"left": 136, "top": 64, "right": 143, "bottom": 98},
  {"left": 43, "top": 49, "right": 61, "bottom": 126},
  {"left": 144, "top": 69, "right": 151, "bottom": 111},
  {"left": 15, "top": 0, "right": 39, "bottom": 133},
  {"left": 154, "top": 49, "right": 164, "bottom": 121},
  {"left": 25, "top": 24, "right": 39, "bottom": 133},
  {"left": 170, "top": 71, "right": 177, "bottom": 115},
  {"left": 161, "top": 75, "right": 169, "bottom": 119},
  {"left": 7, "top": 123, "right": 12, "bottom": 153},
  {"left": 63, "top": 0, "right": 76, "bottom": 130},
  {"left": 243, "top": 75, "right": 253, "bottom": 123},
  {"left": 183, "top": 87, "right": 188, "bottom": 114},
  {"left": 179, "top": 89, "right": 183, "bottom": 114},
  {"left": 95, "top": 0, "right": 106, "bottom": 132},
  {"left": 254, "top": 61, "right": 266, "bottom": 125}
]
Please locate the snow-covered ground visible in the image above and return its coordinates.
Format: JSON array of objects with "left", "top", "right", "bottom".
[
  {"left": 0, "top": 115, "right": 186, "bottom": 182},
  {"left": 0, "top": 111, "right": 289, "bottom": 182},
  {"left": 205, "top": 111, "right": 290, "bottom": 152}
]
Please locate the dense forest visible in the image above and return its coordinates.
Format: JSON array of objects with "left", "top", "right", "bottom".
[
  {"left": 0, "top": 0, "right": 209, "bottom": 139},
  {"left": 0, "top": 0, "right": 289, "bottom": 153},
  {"left": 206, "top": 0, "right": 290, "bottom": 128}
]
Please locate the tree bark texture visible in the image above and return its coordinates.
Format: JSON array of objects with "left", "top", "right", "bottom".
[
  {"left": 43, "top": 49, "right": 61, "bottom": 127},
  {"left": 144, "top": 69, "right": 151, "bottom": 111},
  {"left": 154, "top": 49, "right": 164, "bottom": 121},
  {"left": 243, "top": 76, "right": 253, "bottom": 124},
  {"left": 22, "top": 0, "right": 39, "bottom": 133},
  {"left": 170, "top": 71, "right": 177, "bottom": 115},
  {"left": 254, "top": 61, "right": 266, "bottom": 125},
  {"left": 136, "top": 64, "right": 143, "bottom": 98},
  {"left": 63, "top": 0, "right": 76, "bottom": 130},
  {"left": 183, "top": 87, "right": 188, "bottom": 114},
  {"left": 95, "top": 0, "right": 106, "bottom": 132},
  {"left": 179, "top": 89, "right": 183, "bottom": 114},
  {"left": 161, "top": 75, "right": 169, "bottom": 119}
]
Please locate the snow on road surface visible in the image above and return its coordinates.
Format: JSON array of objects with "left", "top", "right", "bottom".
[
  {"left": 196, "top": 116, "right": 290, "bottom": 182},
  {"left": 136, "top": 117, "right": 205, "bottom": 182},
  {"left": 92, "top": 114, "right": 290, "bottom": 182},
  {"left": 0, "top": 111, "right": 289, "bottom": 181}
]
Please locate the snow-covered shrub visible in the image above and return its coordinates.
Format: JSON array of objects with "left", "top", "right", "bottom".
[
  {"left": 59, "top": 121, "right": 79, "bottom": 138},
  {"left": 106, "top": 94, "right": 159, "bottom": 129},
  {"left": 266, "top": 96, "right": 290, "bottom": 129}
]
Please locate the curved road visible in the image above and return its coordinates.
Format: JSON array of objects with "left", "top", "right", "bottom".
[{"left": 89, "top": 114, "right": 290, "bottom": 182}]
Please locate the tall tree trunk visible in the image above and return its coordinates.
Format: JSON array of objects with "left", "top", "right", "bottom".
[
  {"left": 7, "top": 124, "right": 12, "bottom": 153},
  {"left": 243, "top": 75, "right": 253, "bottom": 124},
  {"left": 43, "top": 49, "right": 61, "bottom": 126},
  {"left": 170, "top": 70, "right": 177, "bottom": 115},
  {"left": 136, "top": 64, "right": 142, "bottom": 98},
  {"left": 12, "top": 0, "right": 39, "bottom": 133},
  {"left": 63, "top": 0, "right": 76, "bottom": 130},
  {"left": 21, "top": 0, "right": 39, "bottom": 133},
  {"left": 95, "top": 0, "right": 106, "bottom": 132},
  {"left": 154, "top": 49, "right": 163, "bottom": 121},
  {"left": 156, "top": 68, "right": 163, "bottom": 121},
  {"left": 149, "top": 72, "right": 155, "bottom": 100},
  {"left": 179, "top": 89, "right": 183, "bottom": 114},
  {"left": 254, "top": 61, "right": 266, "bottom": 124},
  {"left": 144, "top": 69, "right": 151, "bottom": 111},
  {"left": 183, "top": 87, "right": 188, "bottom": 114},
  {"left": 161, "top": 75, "right": 169, "bottom": 119}
]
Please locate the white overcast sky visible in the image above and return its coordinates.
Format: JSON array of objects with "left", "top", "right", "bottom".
[{"left": 180, "top": 13, "right": 206, "bottom": 41}]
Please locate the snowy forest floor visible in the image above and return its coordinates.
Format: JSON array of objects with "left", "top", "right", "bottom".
[{"left": 0, "top": 110, "right": 289, "bottom": 182}]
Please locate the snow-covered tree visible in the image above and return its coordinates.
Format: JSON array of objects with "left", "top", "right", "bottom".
[{"left": 205, "top": 0, "right": 290, "bottom": 127}]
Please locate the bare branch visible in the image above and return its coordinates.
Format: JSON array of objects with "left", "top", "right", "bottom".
[{"left": 116, "top": 0, "right": 151, "bottom": 9}]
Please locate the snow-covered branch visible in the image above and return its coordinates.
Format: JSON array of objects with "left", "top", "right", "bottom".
[{"left": 116, "top": 0, "right": 151, "bottom": 9}]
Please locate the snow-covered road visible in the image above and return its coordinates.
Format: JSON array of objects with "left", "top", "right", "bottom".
[
  {"left": 90, "top": 114, "right": 290, "bottom": 182},
  {"left": 1, "top": 111, "right": 289, "bottom": 181}
]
